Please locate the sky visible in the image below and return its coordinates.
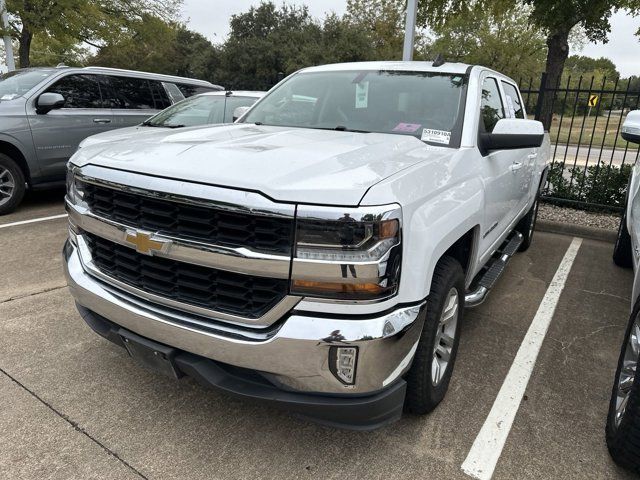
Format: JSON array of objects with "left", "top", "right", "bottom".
[{"left": 182, "top": 1, "right": 640, "bottom": 77}]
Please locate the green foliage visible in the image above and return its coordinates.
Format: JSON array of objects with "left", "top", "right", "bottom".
[
  {"left": 213, "top": 2, "right": 375, "bottom": 90},
  {"left": 91, "top": 15, "right": 217, "bottom": 82},
  {"left": 546, "top": 161, "right": 632, "bottom": 208},
  {"left": 427, "top": 5, "right": 547, "bottom": 80},
  {"left": 5, "top": 0, "right": 183, "bottom": 67},
  {"left": 344, "top": 0, "right": 408, "bottom": 60}
]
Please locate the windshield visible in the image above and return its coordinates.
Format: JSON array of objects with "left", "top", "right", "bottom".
[
  {"left": 145, "top": 94, "right": 259, "bottom": 127},
  {"left": 0, "top": 69, "right": 55, "bottom": 99},
  {"left": 242, "top": 70, "right": 467, "bottom": 147}
]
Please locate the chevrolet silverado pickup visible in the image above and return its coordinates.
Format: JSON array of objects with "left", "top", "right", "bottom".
[{"left": 63, "top": 61, "right": 549, "bottom": 429}]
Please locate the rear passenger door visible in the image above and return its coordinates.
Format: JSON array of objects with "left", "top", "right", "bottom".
[
  {"left": 500, "top": 80, "right": 536, "bottom": 213},
  {"left": 104, "top": 76, "right": 172, "bottom": 129},
  {"left": 27, "top": 73, "right": 113, "bottom": 180}
]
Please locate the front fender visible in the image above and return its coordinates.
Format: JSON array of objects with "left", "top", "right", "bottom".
[{"left": 361, "top": 148, "right": 484, "bottom": 301}]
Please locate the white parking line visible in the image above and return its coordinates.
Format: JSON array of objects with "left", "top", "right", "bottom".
[
  {"left": 461, "top": 236, "right": 583, "bottom": 480},
  {"left": 0, "top": 213, "right": 68, "bottom": 229}
]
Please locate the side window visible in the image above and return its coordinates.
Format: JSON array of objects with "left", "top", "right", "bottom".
[
  {"left": 107, "top": 76, "right": 155, "bottom": 109},
  {"left": 45, "top": 74, "right": 104, "bottom": 109},
  {"left": 176, "top": 83, "right": 218, "bottom": 98},
  {"left": 149, "top": 80, "right": 171, "bottom": 109},
  {"left": 501, "top": 82, "right": 525, "bottom": 119},
  {"left": 480, "top": 77, "right": 505, "bottom": 133}
]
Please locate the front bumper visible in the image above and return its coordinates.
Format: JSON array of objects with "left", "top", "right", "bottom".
[{"left": 64, "top": 240, "right": 426, "bottom": 426}]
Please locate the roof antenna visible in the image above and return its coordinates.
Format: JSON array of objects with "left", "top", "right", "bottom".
[{"left": 432, "top": 54, "right": 445, "bottom": 67}]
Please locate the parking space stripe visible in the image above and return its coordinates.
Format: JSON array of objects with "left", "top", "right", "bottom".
[
  {"left": 0, "top": 213, "right": 67, "bottom": 229},
  {"left": 461, "top": 237, "right": 583, "bottom": 480}
]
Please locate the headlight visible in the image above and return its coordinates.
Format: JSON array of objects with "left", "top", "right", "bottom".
[
  {"left": 291, "top": 204, "right": 401, "bottom": 301},
  {"left": 66, "top": 163, "right": 83, "bottom": 204}
]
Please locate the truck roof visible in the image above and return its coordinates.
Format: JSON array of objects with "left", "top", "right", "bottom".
[
  {"left": 302, "top": 61, "right": 472, "bottom": 75},
  {"left": 300, "top": 61, "right": 518, "bottom": 85}
]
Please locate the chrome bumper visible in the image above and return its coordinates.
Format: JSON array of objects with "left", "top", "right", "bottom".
[{"left": 64, "top": 240, "right": 426, "bottom": 395}]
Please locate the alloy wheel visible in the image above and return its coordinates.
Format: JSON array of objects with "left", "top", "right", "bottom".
[
  {"left": 615, "top": 315, "right": 640, "bottom": 427},
  {"left": 0, "top": 167, "right": 15, "bottom": 207},
  {"left": 432, "top": 288, "right": 459, "bottom": 386}
]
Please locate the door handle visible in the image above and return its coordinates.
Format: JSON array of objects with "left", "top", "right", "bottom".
[
  {"left": 93, "top": 118, "right": 111, "bottom": 124},
  {"left": 511, "top": 161, "right": 524, "bottom": 171}
]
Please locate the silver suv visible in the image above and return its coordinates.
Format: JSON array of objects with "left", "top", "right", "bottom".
[{"left": 0, "top": 66, "right": 222, "bottom": 214}]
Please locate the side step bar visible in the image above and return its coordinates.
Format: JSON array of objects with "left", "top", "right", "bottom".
[{"left": 465, "top": 231, "right": 523, "bottom": 307}]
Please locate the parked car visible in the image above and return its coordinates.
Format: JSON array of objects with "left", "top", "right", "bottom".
[
  {"left": 63, "top": 61, "right": 548, "bottom": 429},
  {"left": 608, "top": 110, "right": 640, "bottom": 472},
  {"left": 0, "top": 65, "right": 222, "bottom": 214},
  {"left": 78, "top": 90, "right": 265, "bottom": 149}
]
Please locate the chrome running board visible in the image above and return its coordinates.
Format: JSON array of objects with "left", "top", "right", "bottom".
[{"left": 465, "top": 231, "right": 523, "bottom": 307}]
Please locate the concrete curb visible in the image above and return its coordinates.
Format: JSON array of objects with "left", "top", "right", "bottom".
[{"left": 536, "top": 219, "right": 617, "bottom": 243}]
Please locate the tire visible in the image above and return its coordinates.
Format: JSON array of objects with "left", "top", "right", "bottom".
[
  {"left": 405, "top": 256, "right": 465, "bottom": 414},
  {"left": 606, "top": 298, "right": 640, "bottom": 474},
  {"left": 613, "top": 210, "right": 633, "bottom": 268},
  {"left": 0, "top": 153, "right": 26, "bottom": 215},
  {"left": 515, "top": 195, "right": 539, "bottom": 252}
]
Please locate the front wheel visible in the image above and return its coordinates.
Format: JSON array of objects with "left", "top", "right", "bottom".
[
  {"left": 0, "top": 153, "right": 26, "bottom": 215},
  {"left": 606, "top": 298, "right": 640, "bottom": 473},
  {"left": 404, "top": 256, "right": 464, "bottom": 414}
]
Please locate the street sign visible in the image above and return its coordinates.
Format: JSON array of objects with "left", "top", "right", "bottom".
[{"left": 588, "top": 95, "right": 599, "bottom": 107}]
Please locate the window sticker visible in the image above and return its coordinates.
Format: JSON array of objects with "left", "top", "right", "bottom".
[
  {"left": 421, "top": 128, "right": 451, "bottom": 145},
  {"left": 355, "top": 81, "right": 369, "bottom": 109},
  {"left": 392, "top": 122, "right": 422, "bottom": 133},
  {"left": 505, "top": 95, "right": 516, "bottom": 118}
]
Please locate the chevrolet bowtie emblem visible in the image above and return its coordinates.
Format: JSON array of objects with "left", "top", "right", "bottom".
[{"left": 124, "top": 230, "right": 169, "bottom": 255}]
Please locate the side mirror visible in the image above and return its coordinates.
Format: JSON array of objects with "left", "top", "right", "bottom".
[
  {"left": 36, "top": 92, "right": 65, "bottom": 114},
  {"left": 480, "top": 118, "right": 544, "bottom": 154},
  {"left": 232, "top": 106, "right": 251, "bottom": 122},
  {"left": 622, "top": 110, "right": 640, "bottom": 145}
]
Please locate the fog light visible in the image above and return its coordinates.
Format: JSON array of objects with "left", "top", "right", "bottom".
[{"left": 330, "top": 346, "right": 358, "bottom": 385}]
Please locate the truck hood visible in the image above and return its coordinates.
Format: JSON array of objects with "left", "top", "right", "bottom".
[
  {"left": 79, "top": 123, "right": 226, "bottom": 148},
  {"left": 72, "top": 124, "right": 447, "bottom": 205}
]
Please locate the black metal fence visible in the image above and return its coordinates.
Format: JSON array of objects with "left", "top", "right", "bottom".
[{"left": 519, "top": 74, "right": 640, "bottom": 211}]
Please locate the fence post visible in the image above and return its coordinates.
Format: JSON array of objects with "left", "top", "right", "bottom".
[{"left": 534, "top": 72, "right": 547, "bottom": 124}]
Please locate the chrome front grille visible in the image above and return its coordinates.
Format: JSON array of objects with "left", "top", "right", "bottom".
[
  {"left": 85, "top": 233, "right": 289, "bottom": 319},
  {"left": 80, "top": 180, "right": 294, "bottom": 254},
  {"left": 68, "top": 165, "right": 299, "bottom": 328}
]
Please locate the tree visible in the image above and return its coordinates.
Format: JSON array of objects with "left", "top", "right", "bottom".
[
  {"left": 417, "top": 0, "right": 640, "bottom": 128},
  {"left": 90, "top": 16, "right": 222, "bottom": 84},
  {"left": 214, "top": 2, "right": 374, "bottom": 90},
  {"left": 4, "top": 0, "right": 182, "bottom": 68},
  {"left": 427, "top": 5, "right": 547, "bottom": 81},
  {"left": 564, "top": 55, "right": 620, "bottom": 82},
  {"left": 344, "top": 0, "right": 407, "bottom": 59}
]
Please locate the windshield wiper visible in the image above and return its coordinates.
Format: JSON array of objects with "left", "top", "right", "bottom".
[
  {"left": 140, "top": 121, "right": 185, "bottom": 128},
  {"left": 140, "top": 120, "right": 165, "bottom": 127},
  {"left": 332, "top": 126, "right": 370, "bottom": 133}
]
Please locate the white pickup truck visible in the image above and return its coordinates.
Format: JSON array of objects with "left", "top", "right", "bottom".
[{"left": 63, "top": 61, "right": 548, "bottom": 429}]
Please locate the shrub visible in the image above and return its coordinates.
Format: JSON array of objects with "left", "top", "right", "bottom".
[{"left": 545, "top": 161, "right": 632, "bottom": 209}]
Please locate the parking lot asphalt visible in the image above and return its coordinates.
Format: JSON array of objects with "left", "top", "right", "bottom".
[{"left": 1, "top": 194, "right": 637, "bottom": 480}]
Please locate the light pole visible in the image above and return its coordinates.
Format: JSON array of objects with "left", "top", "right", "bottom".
[
  {"left": 0, "top": 0, "right": 14, "bottom": 71},
  {"left": 402, "top": 0, "right": 418, "bottom": 61}
]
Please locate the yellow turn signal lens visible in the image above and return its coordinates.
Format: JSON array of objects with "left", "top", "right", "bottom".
[
  {"left": 379, "top": 219, "right": 399, "bottom": 239},
  {"left": 292, "top": 280, "right": 386, "bottom": 295}
]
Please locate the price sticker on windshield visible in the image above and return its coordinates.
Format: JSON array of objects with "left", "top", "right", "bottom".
[
  {"left": 421, "top": 128, "right": 451, "bottom": 145},
  {"left": 355, "top": 81, "right": 369, "bottom": 109}
]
